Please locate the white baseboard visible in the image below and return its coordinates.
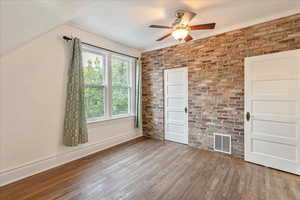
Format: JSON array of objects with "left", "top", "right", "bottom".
[{"left": 0, "top": 131, "right": 142, "bottom": 186}]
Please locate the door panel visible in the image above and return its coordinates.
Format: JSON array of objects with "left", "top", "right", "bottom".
[
  {"left": 252, "top": 80, "right": 297, "bottom": 98},
  {"left": 164, "top": 68, "right": 188, "bottom": 144},
  {"left": 252, "top": 100, "right": 296, "bottom": 115},
  {"left": 252, "top": 120, "right": 297, "bottom": 138},
  {"left": 252, "top": 139, "right": 297, "bottom": 161},
  {"left": 167, "top": 124, "right": 185, "bottom": 133},
  {"left": 251, "top": 57, "right": 298, "bottom": 79},
  {"left": 167, "top": 97, "right": 184, "bottom": 107},
  {"left": 167, "top": 111, "right": 185, "bottom": 122},
  {"left": 245, "top": 49, "right": 300, "bottom": 175},
  {"left": 167, "top": 85, "right": 185, "bottom": 96}
]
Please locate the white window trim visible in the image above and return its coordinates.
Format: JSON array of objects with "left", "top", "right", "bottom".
[{"left": 82, "top": 45, "right": 136, "bottom": 124}]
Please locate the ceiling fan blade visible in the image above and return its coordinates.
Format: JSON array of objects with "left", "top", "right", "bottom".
[
  {"left": 156, "top": 33, "right": 172, "bottom": 41},
  {"left": 184, "top": 34, "right": 193, "bottom": 42},
  {"left": 149, "top": 25, "right": 172, "bottom": 29},
  {"left": 190, "top": 23, "right": 216, "bottom": 30}
]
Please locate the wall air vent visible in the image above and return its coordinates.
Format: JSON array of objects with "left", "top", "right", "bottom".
[{"left": 213, "top": 133, "right": 231, "bottom": 154}]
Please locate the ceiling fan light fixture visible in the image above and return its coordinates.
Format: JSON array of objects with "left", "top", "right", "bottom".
[{"left": 172, "top": 28, "right": 189, "bottom": 41}]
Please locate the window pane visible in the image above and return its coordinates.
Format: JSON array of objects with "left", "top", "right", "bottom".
[
  {"left": 84, "top": 87, "right": 104, "bottom": 119},
  {"left": 82, "top": 51, "right": 104, "bottom": 85},
  {"left": 112, "top": 57, "right": 129, "bottom": 86},
  {"left": 112, "top": 87, "right": 129, "bottom": 115}
]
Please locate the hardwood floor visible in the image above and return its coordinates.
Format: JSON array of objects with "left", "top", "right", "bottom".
[{"left": 1, "top": 137, "right": 300, "bottom": 200}]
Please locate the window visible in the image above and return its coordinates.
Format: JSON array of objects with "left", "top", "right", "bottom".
[
  {"left": 82, "top": 46, "right": 134, "bottom": 122},
  {"left": 112, "top": 56, "right": 131, "bottom": 115}
]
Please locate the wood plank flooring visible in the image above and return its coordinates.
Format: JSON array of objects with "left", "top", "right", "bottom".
[{"left": 1, "top": 137, "right": 300, "bottom": 200}]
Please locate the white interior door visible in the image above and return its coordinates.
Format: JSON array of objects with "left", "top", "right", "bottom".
[
  {"left": 164, "top": 67, "right": 188, "bottom": 144},
  {"left": 245, "top": 49, "right": 300, "bottom": 175}
]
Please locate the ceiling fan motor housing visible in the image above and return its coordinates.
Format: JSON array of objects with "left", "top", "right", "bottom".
[{"left": 173, "top": 9, "right": 196, "bottom": 27}]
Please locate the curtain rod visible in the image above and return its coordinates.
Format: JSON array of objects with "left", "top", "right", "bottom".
[{"left": 62, "top": 36, "right": 139, "bottom": 59}]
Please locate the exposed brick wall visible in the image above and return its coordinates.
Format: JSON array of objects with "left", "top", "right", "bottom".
[{"left": 141, "top": 13, "right": 300, "bottom": 158}]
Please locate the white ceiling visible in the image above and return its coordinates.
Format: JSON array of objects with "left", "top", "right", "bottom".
[
  {"left": 0, "top": 0, "right": 300, "bottom": 55},
  {"left": 71, "top": 0, "right": 300, "bottom": 51},
  {"left": 0, "top": 0, "right": 97, "bottom": 56}
]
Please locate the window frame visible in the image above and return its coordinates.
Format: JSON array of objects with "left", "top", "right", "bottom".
[{"left": 81, "top": 45, "right": 135, "bottom": 123}]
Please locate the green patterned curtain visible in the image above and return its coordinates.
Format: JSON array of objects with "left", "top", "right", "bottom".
[
  {"left": 135, "top": 58, "right": 142, "bottom": 128},
  {"left": 63, "top": 38, "right": 88, "bottom": 146}
]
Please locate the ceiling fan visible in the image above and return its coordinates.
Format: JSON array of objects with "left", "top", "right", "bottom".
[{"left": 149, "top": 10, "right": 216, "bottom": 42}]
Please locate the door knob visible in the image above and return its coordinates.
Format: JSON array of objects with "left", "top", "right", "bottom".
[
  {"left": 185, "top": 107, "right": 188, "bottom": 113},
  {"left": 246, "top": 112, "right": 250, "bottom": 121}
]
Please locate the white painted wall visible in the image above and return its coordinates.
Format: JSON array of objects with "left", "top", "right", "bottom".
[{"left": 0, "top": 24, "right": 142, "bottom": 186}]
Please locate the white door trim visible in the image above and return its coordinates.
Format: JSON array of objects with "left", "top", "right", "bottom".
[{"left": 164, "top": 67, "right": 188, "bottom": 144}]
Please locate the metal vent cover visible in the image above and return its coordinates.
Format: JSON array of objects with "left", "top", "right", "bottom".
[{"left": 213, "top": 133, "right": 231, "bottom": 154}]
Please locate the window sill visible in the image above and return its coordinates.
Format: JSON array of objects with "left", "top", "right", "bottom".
[{"left": 87, "top": 114, "right": 135, "bottom": 124}]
